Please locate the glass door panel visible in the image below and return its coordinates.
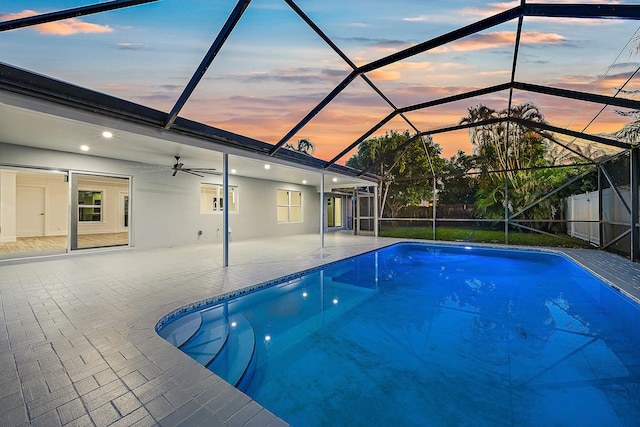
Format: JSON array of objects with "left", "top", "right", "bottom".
[
  {"left": 0, "top": 168, "right": 69, "bottom": 259},
  {"left": 71, "top": 173, "right": 130, "bottom": 250}
]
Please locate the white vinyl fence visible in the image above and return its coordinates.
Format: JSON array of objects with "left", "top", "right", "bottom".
[{"left": 565, "top": 186, "right": 633, "bottom": 245}]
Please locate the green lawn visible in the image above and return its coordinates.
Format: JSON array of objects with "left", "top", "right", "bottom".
[{"left": 379, "top": 226, "right": 593, "bottom": 248}]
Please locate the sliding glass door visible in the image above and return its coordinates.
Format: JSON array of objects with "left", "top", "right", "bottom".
[
  {"left": 0, "top": 168, "right": 69, "bottom": 259},
  {"left": 70, "top": 173, "right": 130, "bottom": 250}
]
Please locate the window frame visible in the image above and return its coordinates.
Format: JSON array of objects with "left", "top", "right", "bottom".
[
  {"left": 200, "top": 183, "right": 238, "bottom": 214},
  {"left": 277, "top": 189, "right": 303, "bottom": 223},
  {"left": 78, "top": 190, "right": 103, "bottom": 223}
]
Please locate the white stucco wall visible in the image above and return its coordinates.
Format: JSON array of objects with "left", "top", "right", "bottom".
[{"left": 0, "top": 142, "right": 320, "bottom": 249}]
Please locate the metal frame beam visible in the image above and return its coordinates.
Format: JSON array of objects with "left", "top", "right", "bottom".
[
  {"left": 522, "top": 3, "right": 640, "bottom": 20},
  {"left": 399, "top": 83, "right": 512, "bottom": 114},
  {"left": 600, "top": 164, "right": 632, "bottom": 216},
  {"left": 510, "top": 118, "right": 631, "bottom": 149},
  {"left": 324, "top": 112, "right": 397, "bottom": 167},
  {"left": 509, "top": 167, "right": 596, "bottom": 219},
  {"left": 0, "top": 0, "right": 157, "bottom": 32},
  {"left": 358, "top": 7, "right": 523, "bottom": 74},
  {"left": 269, "top": 71, "right": 358, "bottom": 155},
  {"left": 513, "top": 82, "right": 640, "bottom": 113},
  {"left": 165, "top": 0, "right": 252, "bottom": 129}
]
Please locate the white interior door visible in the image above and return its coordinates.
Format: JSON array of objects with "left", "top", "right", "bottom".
[{"left": 16, "top": 186, "right": 45, "bottom": 237}]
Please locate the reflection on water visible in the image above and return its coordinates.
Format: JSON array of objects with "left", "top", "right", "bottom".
[{"left": 166, "top": 244, "right": 640, "bottom": 427}]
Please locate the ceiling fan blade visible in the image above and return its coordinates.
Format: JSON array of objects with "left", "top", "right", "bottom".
[
  {"left": 172, "top": 169, "right": 178, "bottom": 176},
  {"left": 189, "top": 168, "right": 221, "bottom": 175},
  {"left": 183, "top": 170, "right": 204, "bottom": 177}
]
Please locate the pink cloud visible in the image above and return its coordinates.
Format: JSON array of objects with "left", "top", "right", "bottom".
[
  {"left": 443, "top": 31, "right": 565, "bottom": 52},
  {"left": 1, "top": 10, "right": 112, "bottom": 35}
]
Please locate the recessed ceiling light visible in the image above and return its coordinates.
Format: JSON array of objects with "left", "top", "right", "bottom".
[
  {"left": 102, "top": 131, "right": 113, "bottom": 138},
  {"left": 231, "top": 169, "right": 237, "bottom": 174},
  {"left": 80, "top": 145, "right": 90, "bottom": 152},
  {"left": 264, "top": 164, "right": 271, "bottom": 170},
  {"left": 332, "top": 177, "right": 338, "bottom": 182},
  {"left": 302, "top": 179, "right": 307, "bottom": 184}
]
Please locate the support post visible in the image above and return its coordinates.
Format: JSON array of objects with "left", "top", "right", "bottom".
[
  {"left": 631, "top": 147, "right": 639, "bottom": 262},
  {"left": 504, "top": 177, "right": 509, "bottom": 244},
  {"left": 223, "top": 153, "right": 229, "bottom": 267},
  {"left": 598, "top": 164, "right": 604, "bottom": 249},
  {"left": 433, "top": 177, "right": 437, "bottom": 240},
  {"left": 320, "top": 173, "right": 325, "bottom": 248},
  {"left": 373, "top": 185, "right": 379, "bottom": 237}
]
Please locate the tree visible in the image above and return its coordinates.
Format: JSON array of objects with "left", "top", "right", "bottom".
[
  {"left": 283, "top": 138, "right": 315, "bottom": 156},
  {"left": 438, "top": 149, "right": 478, "bottom": 206},
  {"left": 347, "top": 130, "right": 444, "bottom": 217},
  {"left": 460, "top": 103, "right": 552, "bottom": 220}
]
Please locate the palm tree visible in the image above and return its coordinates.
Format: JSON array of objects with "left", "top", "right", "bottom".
[
  {"left": 460, "top": 103, "right": 552, "bottom": 219},
  {"left": 283, "top": 138, "right": 316, "bottom": 156}
]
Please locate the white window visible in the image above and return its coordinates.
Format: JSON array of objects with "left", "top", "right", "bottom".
[
  {"left": 78, "top": 191, "right": 102, "bottom": 222},
  {"left": 200, "top": 184, "right": 237, "bottom": 213},
  {"left": 277, "top": 189, "right": 302, "bottom": 223}
]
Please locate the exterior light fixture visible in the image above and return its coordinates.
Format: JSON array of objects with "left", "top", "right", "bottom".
[
  {"left": 80, "top": 145, "right": 90, "bottom": 152},
  {"left": 302, "top": 180, "right": 307, "bottom": 184},
  {"left": 264, "top": 164, "right": 271, "bottom": 170},
  {"left": 332, "top": 177, "right": 338, "bottom": 182},
  {"left": 231, "top": 169, "right": 237, "bottom": 174},
  {"left": 102, "top": 131, "right": 113, "bottom": 138}
]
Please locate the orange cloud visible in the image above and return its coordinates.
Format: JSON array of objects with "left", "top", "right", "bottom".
[
  {"left": 1, "top": 10, "right": 112, "bottom": 35},
  {"left": 366, "top": 69, "right": 402, "bottom": 81},
  {"left": 366, "top": 61, "right": 467, "bottom": 83},
  {"left": 459, "top": 1, "right": 520, "bottom": 20},
  {"left": 443, "top": 31, "right": 565, "bottom": 52}
]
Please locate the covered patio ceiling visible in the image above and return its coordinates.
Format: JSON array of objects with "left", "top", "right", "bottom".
[{"left": 1, "top": 0, "right": 639, "bottom": 182}]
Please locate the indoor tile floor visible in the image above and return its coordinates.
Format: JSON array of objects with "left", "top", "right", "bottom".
[{"left": 1, "top": 233, "right": 638, "bottom": 426}]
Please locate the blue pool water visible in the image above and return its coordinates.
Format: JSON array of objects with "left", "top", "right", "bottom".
[{"left": 158, "top": 243, "right": 640, "bottom": 426}]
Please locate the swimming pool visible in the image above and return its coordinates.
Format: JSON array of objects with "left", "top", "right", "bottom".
[{"left": 157, "top": 243, "right": 640, "bottom": 426}]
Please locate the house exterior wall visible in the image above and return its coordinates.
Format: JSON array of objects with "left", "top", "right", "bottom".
[{"left": 0, "top": 142, "right": 320, "bottom": 249}]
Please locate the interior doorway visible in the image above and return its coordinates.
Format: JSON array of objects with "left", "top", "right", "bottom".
[{"left": 327, "top": 196, "right": 343, "bottom": 229}]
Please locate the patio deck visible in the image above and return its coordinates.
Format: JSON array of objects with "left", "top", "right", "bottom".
[{"left": 1, "top": 233, "right": 638, "bottom": 426}]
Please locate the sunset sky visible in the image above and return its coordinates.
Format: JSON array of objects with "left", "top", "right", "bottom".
[{"left": 2, "top": 0, "right": 639, "bottom": 163}]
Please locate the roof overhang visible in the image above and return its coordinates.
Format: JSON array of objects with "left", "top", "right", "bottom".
[{"left": 0, "top": 63, "right": 378, "bottom": 189}]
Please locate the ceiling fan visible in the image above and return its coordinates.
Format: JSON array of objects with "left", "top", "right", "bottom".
[{"left": 171, "top": 156, "right": 221, "bottom": 177}]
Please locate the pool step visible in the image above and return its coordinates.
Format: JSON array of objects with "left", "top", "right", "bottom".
[
  {"left": 179, "top": 305, "right": 229, "bottom": 367},
  {"left": 157, "top": 311, "right": 202, "bottom": 348},
  {"left": 207, "top": 313, "right": 256, "bottom": 387}
]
